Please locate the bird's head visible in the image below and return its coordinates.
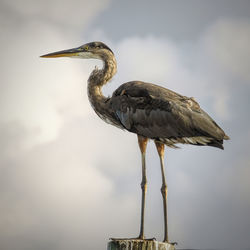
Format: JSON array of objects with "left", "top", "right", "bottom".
[{"left": 40, "top": 41, "right": 114, "bottom": 60}]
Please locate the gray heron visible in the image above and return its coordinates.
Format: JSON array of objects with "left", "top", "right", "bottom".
[{"left": 41, "top": 41, "right": 229, "bottom": 244}]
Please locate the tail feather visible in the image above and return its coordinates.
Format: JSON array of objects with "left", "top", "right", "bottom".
[{"left": 207, "top": 139, "right": 224, "bottom": 150}]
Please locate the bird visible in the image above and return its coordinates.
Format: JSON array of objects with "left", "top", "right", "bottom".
[{"left": 41, "top": 41, "right": 229, "bottom": 244}]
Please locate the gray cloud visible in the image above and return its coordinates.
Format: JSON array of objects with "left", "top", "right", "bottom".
[
  {"left": 0, "top": 1, "right": 250, "bottom": 250},
  {"left": 201, "top": 18, "right": 250, "bottom": 82},
  {"left": 89, "top": 0, "right": 250, "bottom": 41},
  {"left": 0, "top": 118, "right": 140, "bottom": 250},
  {"left": 1, "top": 0, "right": 110, "bottom": 31}
]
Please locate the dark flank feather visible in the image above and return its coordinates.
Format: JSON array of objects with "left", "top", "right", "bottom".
[{"left": 111, "top": 81, "right": 229, "bottom": 149}]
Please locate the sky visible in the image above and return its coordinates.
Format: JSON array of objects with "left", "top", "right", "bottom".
[{"left": 0, "top": 0, "right": 250, "bottom": 249}]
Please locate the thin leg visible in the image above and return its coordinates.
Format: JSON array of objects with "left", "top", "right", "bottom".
[
  {"left": 155, "top": 141, "right": 168, "bottom": 243},
  {"left": 110, "top": 135, "right": 155, "bottom": 242},
  {"left": 138, "top": 135, "right": 148, "bottom": 239}
]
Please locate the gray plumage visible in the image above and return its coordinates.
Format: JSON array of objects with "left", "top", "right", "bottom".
[
  {"left": 75, "top": 42, "right": 229, "bottom": 150},
  {"left": 41, "top": 41, "right": 229, "bottom": 243},
  {"left": 111, "top": 81, "right": 229, "bottom": 149}
]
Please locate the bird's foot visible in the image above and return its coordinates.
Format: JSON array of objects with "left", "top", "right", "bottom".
[
  {"left": 162, "top": 240, "right": 178, "bottom": 246},
  {"left": 110, "top": 237, "right": 156, "bottom": 241}
]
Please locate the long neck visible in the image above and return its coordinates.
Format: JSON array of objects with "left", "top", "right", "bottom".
[{"left": 87, "top": 53, "right": 117, "bottom": 114}]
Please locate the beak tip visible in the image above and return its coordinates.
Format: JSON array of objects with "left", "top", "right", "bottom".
[{"left": 40, "top": 54, "right": 49, "bottom": 58}]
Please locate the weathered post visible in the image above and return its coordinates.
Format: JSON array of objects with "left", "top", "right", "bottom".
[{"left": 107, "top": 239, "right": 176, "bottom": 250}]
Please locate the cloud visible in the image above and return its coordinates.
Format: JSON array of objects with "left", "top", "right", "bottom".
[
  {"left": 202, "top": 18, "right": 250, "bottom": 82},
  {"left": 0, "top": 0, "right": 111, "bottom": 146},
  {"left": 0, "top": 2, "right": 250, "bottom": 249},
  {"left": 1, "top": 0, "right": 110, "bottom": 31},
  {"left": 0, "top": 118, "right": 141, "bottom": 250}
]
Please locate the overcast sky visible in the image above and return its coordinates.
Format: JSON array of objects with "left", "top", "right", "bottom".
[{"left": 0, "top": 1, "right": 250, "bottom": 249}]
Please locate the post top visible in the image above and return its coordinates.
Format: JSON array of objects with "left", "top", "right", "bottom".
[{"left": 107, "top": 239, "right": 176, "bottom": 250}]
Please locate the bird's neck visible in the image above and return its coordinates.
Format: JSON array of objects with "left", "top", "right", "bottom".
[{"left": 87, "top": 54, "right": 117, "bottom": 113}]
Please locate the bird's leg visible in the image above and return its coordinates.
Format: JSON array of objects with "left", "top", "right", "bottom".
[
  {"left": 155, "top": 141, "right": 169, "bottom": 243},
  {"left": 138, "top": 135, "right": 148, "bottom": 240},
  {"left": 110, "top": 136, "right": 155, "bottom": 241}
]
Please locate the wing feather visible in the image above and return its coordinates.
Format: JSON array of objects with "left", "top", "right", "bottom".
[{"left": 111, "top": 81, "right": 229, "bottom": 147}]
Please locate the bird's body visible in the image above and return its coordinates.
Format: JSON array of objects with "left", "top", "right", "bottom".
[
  {"left": 84, "top": 43, "right": 228, "bottom": 149},
  {"left": 41, "top": 41, "right": 229, "bottom": 244},
  {"left": 109, "top": 81, "right": 227, "bottom": 148}
]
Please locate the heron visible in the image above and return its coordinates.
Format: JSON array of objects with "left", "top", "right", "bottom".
[{"left": 41, "top": 41, "right": 229, "bottom": 244}]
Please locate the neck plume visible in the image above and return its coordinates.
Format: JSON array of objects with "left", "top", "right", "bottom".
[{"left": 87, "top": 51, "right": 117, "bottom": 116}]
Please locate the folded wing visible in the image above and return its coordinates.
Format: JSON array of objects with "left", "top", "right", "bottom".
[{"left": 111, "top": 81, "right": 229, "bottom": 149}]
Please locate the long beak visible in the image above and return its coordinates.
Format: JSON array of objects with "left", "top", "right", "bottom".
[{"left": 40, "top": 47, "right": 82, "bottom": 58}]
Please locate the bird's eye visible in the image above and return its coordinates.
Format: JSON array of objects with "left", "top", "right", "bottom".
[{"left": 85, "top": 46, "right": 89, "bottom": 51}]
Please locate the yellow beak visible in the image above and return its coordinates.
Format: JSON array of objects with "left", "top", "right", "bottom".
[{"left": 40, "top": 47, "right": 82, "bottom": 58}]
